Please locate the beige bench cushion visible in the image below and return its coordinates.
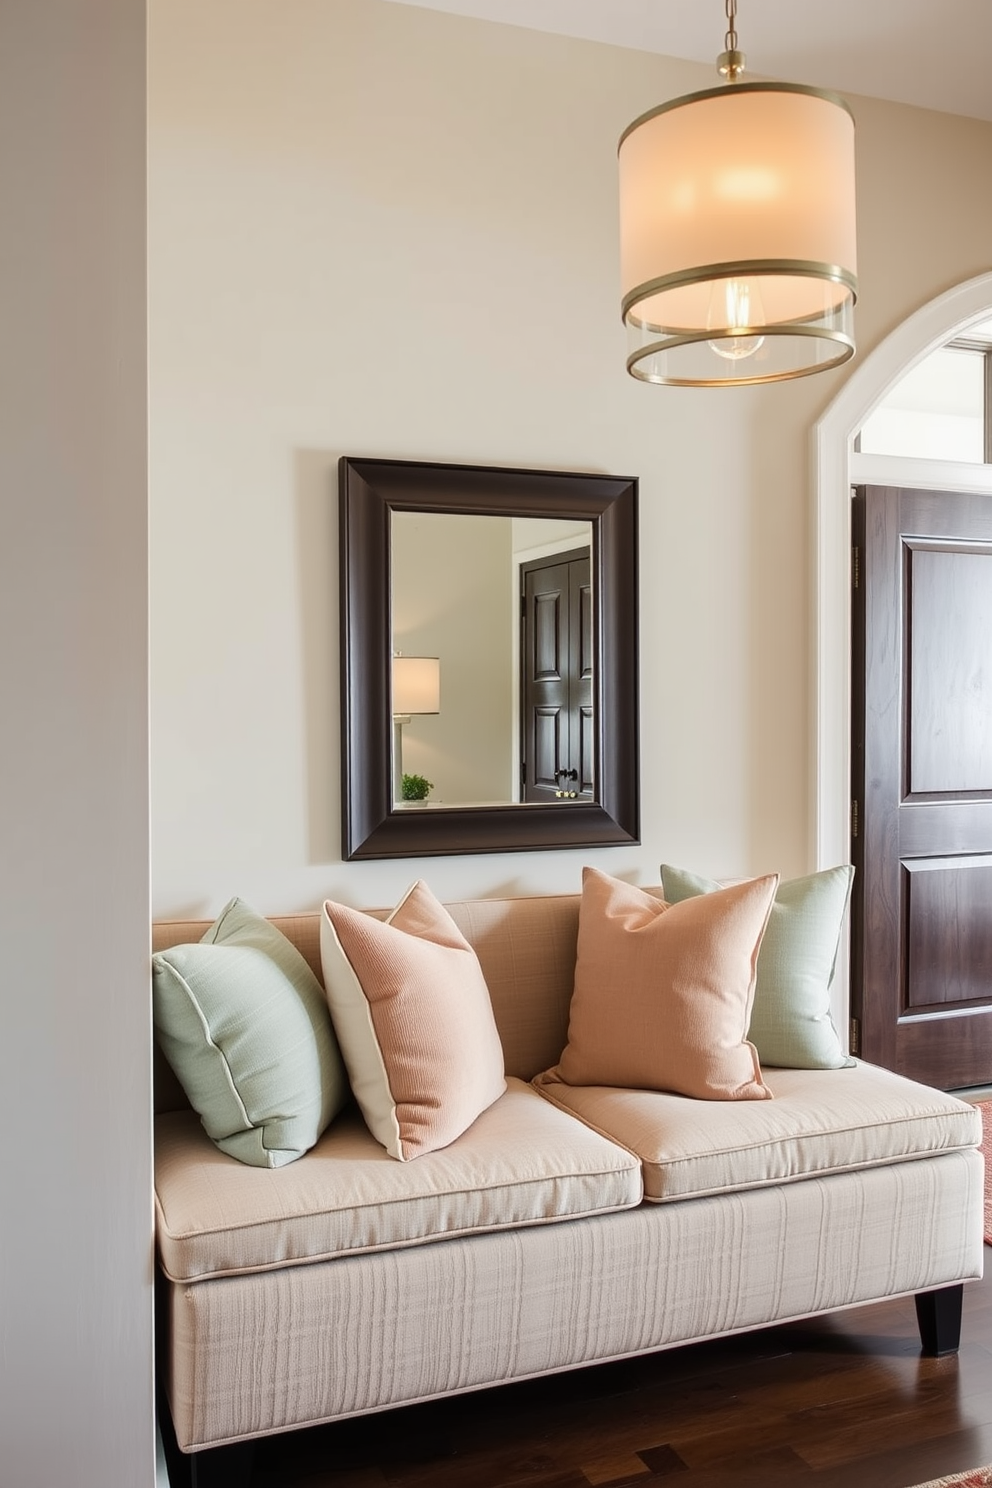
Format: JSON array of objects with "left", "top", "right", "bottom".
[
  {"left": 155, "top": 1077, "right": 641, "bottom": 1282},
  {"left": 534, "top": 1060, "right": 981, "bottom": 1202}
]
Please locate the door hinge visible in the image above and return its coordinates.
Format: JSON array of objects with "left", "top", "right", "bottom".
[
  {"left": 850, "top": 799, "right": 859, "bottom": 839},
  {"left": 849, "top": 1017, "right": 861, "bottom": 1057},
  {"left": 852, "top": 545, "right": 860, "bottom": 589}
]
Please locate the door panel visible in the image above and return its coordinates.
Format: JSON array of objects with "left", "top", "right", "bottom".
[
  {"left": 909, "top": 547, "right": 992, "bottom": 791},
  {"left": 533, "top": 587, "right": 565, "bottom": 681},
  {"left": 852, "top": 484, "right": 992, "bottom": 1088},
  {"left": 905, "top": 857, "right": 992, "bottom": 1008},
  {"left": 532, "top": 705, "right": 563, "bottom": 792}
]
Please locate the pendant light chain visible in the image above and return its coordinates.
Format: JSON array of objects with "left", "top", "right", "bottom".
[
  {"left": 725, "top": 0, "right": 738, "bottom": 55},
  {"left": 718, "top": 0, "right": 746, "bottom": 82}
]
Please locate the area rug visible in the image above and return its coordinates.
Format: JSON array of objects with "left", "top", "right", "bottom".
[
  {"left": 977, "top": 1100, "right": 992, "bottom": 1245},
  {"left": 908, "top": 1469, "right": 992, "bottom": 1487}
]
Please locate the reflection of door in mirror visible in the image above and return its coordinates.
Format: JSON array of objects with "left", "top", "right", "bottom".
[
  {"left": 391, "top": 511, "right": 592, "bottom": 807},
  {"left": 521, "top": 547, "right": 593, "bottom": 803}
]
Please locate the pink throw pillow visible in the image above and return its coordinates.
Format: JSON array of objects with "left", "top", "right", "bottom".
[
  {"left": 538, "top": 867, "right": 777, "bottom": 1102},
  {"left": 320, "top": 881, "right": 506, "bottom": 1159}
]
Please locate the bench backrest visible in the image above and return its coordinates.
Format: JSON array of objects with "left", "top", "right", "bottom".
[{"left": 152, "top": 892, "right": 590, "bottom": 1111}]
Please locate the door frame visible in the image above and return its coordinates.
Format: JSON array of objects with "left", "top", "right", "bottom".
[{"left": 813, "top": 270, "right": 992, "bottom": 1035}]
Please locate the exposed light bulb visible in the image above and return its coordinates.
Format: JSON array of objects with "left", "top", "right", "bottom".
[{"left": 707, "top": 278, "right": 766, "bottom": 361}]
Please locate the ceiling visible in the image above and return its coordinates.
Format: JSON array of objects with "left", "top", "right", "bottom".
[{"left": 385, "top": 0, "right": 992, "bottom": 124}]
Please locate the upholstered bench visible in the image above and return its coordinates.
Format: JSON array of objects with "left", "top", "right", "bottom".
[{"left": 152, "top": 874, "right": 984, "bottom": 1479}]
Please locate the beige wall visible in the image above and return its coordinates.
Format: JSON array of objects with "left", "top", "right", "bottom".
[
  {"left": 148, "top": 0, "right": 992, "bottom": 916},
  {"left": 0, "top": 2, "right": 154, "bottom": 1485},
  {"left": 392, "top": 512, "right": 514, "bottom": 803}
]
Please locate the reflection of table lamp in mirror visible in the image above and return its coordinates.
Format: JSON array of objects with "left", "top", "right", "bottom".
[{"left": 391, "top": 654, "right": 440, "bottom": 804}]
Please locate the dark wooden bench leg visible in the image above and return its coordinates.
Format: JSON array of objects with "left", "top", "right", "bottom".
[
  {"left": 160, "top": 1439, "right": 254, "bottom": 1488},
  {"left": 158, "top": 1380, "right": 255, "bottom": 1487},
  {"left": 915, "top": 1284, "right": 964, "bottom": 1356},
  {"left": 187, "top": 1440, "right": 255, "bottom": 1488}
]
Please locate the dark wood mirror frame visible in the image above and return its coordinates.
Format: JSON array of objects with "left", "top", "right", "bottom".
[{"left": 339, "top": 456, "right": 639, "bottom": 860}]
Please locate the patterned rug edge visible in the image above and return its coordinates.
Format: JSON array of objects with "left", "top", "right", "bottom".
[{"left": 908, "top": 1469, "right": 992, "bottom": 1488}]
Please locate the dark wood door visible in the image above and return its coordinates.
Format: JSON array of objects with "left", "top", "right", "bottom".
[
  {"left": 521, "top": 549, "right": 593, "bottom": 804},
  {"left": 852, "top": 484, "right": 992, "bottom": 1088}
]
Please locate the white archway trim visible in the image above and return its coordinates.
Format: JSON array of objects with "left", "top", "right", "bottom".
[{"left": 812, "top": 270, "right": 992, "bottom": 874}]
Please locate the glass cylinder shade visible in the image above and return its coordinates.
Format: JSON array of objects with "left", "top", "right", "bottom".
[{"left": 619, "top": 82, "right": 858, "bottom": 386}]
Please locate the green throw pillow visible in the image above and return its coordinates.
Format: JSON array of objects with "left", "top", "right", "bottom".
[
  {"left": 153, "top": 898, "right": 349, "bottom": 1167},
  {"left": 660, "top": 864, "right": 855, "bottom": 1070}
]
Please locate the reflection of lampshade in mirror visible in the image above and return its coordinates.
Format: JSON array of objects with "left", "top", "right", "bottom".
[{"left": 392, "top": 656, "right": 440, "bottom": 716}]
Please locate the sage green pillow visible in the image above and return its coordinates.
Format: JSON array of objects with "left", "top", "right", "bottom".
[
  {"left": 660, "top": 864, "right": 855, "bottom": 1070},
  {"left": 152, "top": 898, "right": 349, "bottom": 1167}
]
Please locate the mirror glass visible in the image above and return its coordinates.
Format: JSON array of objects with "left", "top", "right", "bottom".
[
  {"left": 339, "top": 456, "right": 639, "bottom": 860},
  {"left": 391, "top": 512, "right": 594, "bottom": 809}
]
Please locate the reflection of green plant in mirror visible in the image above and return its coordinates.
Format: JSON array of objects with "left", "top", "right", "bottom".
[{"left": 401, "top": 773, "right": 434, "bottom": 802}]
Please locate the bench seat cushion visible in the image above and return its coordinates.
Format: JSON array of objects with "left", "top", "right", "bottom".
[
  {"left": 533, "top": 1060, "right": 981, "bottom": 1201},
  {"left": 155, "top": 1077, "right": 641, "bottom": 1282}
]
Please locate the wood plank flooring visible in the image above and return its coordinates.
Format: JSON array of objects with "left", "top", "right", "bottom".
[{"left": 225, "top": 1257, "right": 992, "bottom": 1488}]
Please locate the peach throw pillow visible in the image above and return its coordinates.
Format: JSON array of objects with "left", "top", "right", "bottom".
[
  {"left": 538, "top": 867, "right": 778, "bottom": 1102},
  {"left": 320, "top": 881, "right": 506, "bottom": 1159}
]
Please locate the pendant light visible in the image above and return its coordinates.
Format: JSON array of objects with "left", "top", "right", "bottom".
[{"left": 618, "top": 0, "right": 858, "bottom": 387}]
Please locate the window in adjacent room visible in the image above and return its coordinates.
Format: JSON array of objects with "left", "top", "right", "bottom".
[{"left": 857, "top": 318, "right": 992, "bottom": 463}]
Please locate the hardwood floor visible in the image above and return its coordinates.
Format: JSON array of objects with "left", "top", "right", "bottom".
[{"left": 200, "top": 1256, "right": 992, "bottom": 1488}]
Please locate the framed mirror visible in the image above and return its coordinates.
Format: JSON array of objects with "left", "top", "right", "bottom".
[{"left": 339, "top": 456, "right": 639, "bottom": 860}]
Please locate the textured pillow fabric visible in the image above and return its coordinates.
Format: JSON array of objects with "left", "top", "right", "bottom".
[
  {"left": 661, "top": 863, "right": 855, "bottom": 1070},
  {"left": 152, "top": 897, "right": 349, "bottom": 1168},
  {"left": 538, "top": 867, "right": 778, "bottom": 1102},
  {"left": 320, "top": 880, "right": 506, "bottom": 1160}
]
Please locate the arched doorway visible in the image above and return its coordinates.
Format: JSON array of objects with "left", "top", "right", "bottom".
[{"left": 813, "top": 270, "right": 992, "bottom": 1043}]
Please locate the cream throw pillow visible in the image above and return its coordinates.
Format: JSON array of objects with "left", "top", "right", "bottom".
[
  {"left": 538, "top": 867, "right": 778, "bottom": 1102},
  {"left": 320, "top": 881, "right": 506, "bottom": 1159}
]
